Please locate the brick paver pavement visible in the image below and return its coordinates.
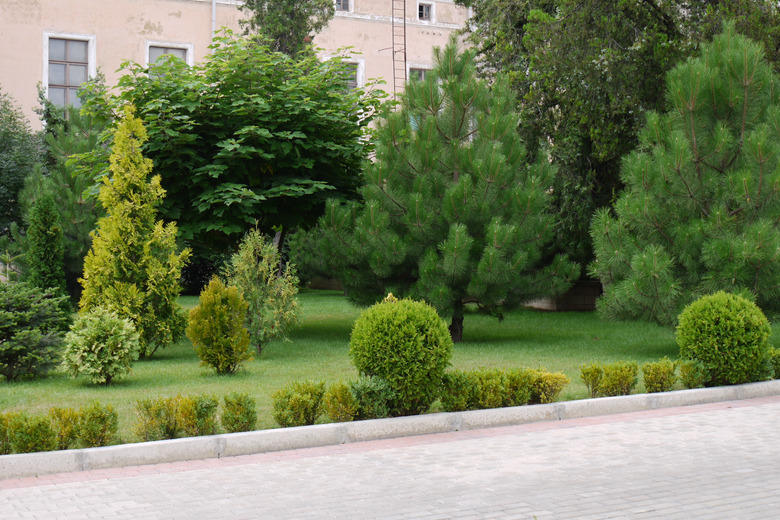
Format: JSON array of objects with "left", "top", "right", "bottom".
[{"left": 2, "top": 396, "right": 779, "bottom": 519}]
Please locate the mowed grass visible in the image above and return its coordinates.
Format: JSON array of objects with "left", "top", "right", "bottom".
[{"left": 3, "top": 289, "right": 776, "bottom": 443}]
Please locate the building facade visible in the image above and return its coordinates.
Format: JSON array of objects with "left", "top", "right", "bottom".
[{"left": 1, "top": 0, "right": 469, "bottom": 129}]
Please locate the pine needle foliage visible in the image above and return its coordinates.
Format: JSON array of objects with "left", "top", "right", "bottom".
[
  {"left": 79, "top": 107, "right": 190, "bottom": 359},
  {"left": 590, "top": 24, "right": 780, "bottom": 325},
  {"left": 313, "top": 39, "right": 579, "bottom": 341},
  {"left": 26, "top": 194, "right": 67, "bottom": 301}
]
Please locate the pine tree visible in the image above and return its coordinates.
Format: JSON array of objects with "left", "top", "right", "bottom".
[
  {"left": 590, "top": 23, "right": 780, "bottom": 325},
  {"left": 26, "top": 194, "right": 67, "bottom": 301},
  {"left": 79, "top": 107, "right": 190, "bottom": 359},
  {"left": 313, "top": 40, "right": 579, "bottom": 341}
]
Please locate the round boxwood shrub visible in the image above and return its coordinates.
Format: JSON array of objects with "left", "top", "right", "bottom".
[
  {"left": 349, "top": 297, "right": 453, "bottom": 416},
  {"left": 676, "top": 291, "right": 772, "bottom": 386}
]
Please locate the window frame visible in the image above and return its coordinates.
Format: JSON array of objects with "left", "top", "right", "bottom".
[
  {"left": 334, "top": 0, "right": 351, "bottom": 13},
  {"left": 417, "top": 1, "right": 434, "bottom": 22},
  {"left": 145, "top": 41, "right": 194, "bottom": 67},
  {"left": 42, "top": 32, "right": 97, "bottom": 108}
]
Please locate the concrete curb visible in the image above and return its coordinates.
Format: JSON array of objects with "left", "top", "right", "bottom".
[{"left": 3, "top": 379, "right": 780, "bottom": 480}]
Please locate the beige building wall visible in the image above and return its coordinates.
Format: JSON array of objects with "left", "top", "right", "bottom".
[{"left": 1, "top": 0, "right": 468, "bottom": 130}]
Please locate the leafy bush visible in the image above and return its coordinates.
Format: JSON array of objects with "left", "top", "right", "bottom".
[
  {"left": 223, "top": 229, "right": 300, "bottom": 355},
  {"left": 580, "top": 363, "right": 604, "bottom": 398},
  {"left": 0, "top": 281, "right": 69, "bottom": 381},
  {"left": 78, "top": 401, "right": 118, "bottom": 447},
  {"left": 134, "top": 396, "right": 182, "bottom": 441},
  {"left": 79, "top": 107, "right": 190, "bottom": 359},
  {"left": 221, "top": 392, "right": 257, "bottom": 433},
  {"left": 770, "top": 348, "right": 780, "bottom": 380},
  {"left": 440, "top": 370, "right": 477, "bottom": 412},
  {"left": 62, "top": 307, "right": 140, "bottom": 385},
  {"left": 49, "top": 407, "right": 80, "bottom": 450},
  {"left": 349, "top": 298, "right": 453, "bottom": 416},
  {"left": 178, "top": 395, "right": 219, "bottom": 437},
  {"left": 598, "top": 361, "right": 639, "bottom": 396},
  {"left": 441, "top": 368, "right": 535, "bottom": 412},
  {"left": 26, "top": 193, "right": 68, "bottom": 303},
  {"left": 504, "top": 368, "right": 534, "bottom": 407},
  {"left": 677, "top": 292, "right": 772, "bottom": 386},
  {"left": 528, "top": 370, "right": 569, "bottom": 404},
  {"left": 642, "top": 357, "right": 677, "bottom": 393},
  {"left": 272, "top": 380, "right": 325, "bottom": 428},
  {"left": 7, "top": 412, "right": 57, "bottom": 453},
  {"left": 470, "top": 369, "right": 508, "bottom": 410},
  {"left": 677, "top": 359, "right": 707, "bottom": 389},
  {"left": 0, "top": 411, "right": 13, "bottom": 454},
  {"left": 349, "top": 376, "right": 395, "bottom": 420},
  {"left": 322, "top": 381, "right": 357, "bottom": 423},
  {"left": 186, "top": 277, "right": 252, "bottom": 375}
]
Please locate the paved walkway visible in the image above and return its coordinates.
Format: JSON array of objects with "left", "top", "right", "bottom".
[{"left": 2, "top": 396, "right": 779, "bottom": 519}]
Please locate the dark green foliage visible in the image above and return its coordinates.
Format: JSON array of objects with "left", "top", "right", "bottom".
[
  {"left": 677, "top": 359, "right": 707, "bottom": 389},
  {"left": 579, "top": 363, "right": 604, "bottom": 398},
  {"left": 25, "top": 194, "right": 67, "bottom": 301},
  {"left": 312, "top": 40, "right": 578, "bottom": 342},
  {"left": 221, "top": 392, "right": 258, "bottom": 433},
  {"left": 63, "top": 307, "right": 141, "bottom": 385},
  {"left": 49, "top": 407, "right": 80, "bottom": 450},
  {"left": 598, "top": 361, "right": 639, "bottom": 397},
  {"left": 677, "top": 292, "right": 772, "bottom": 386},
  {"left": 349, "top": 298, "right": 453, "bottom": 416},
  {"left": 440, "top": 370, "right": 476, "bottom": 412},
  {"left": 7, "top": 412, "right": 57, "bottom": 453},
  {"left": 0, "top": 411, "right": 13, "bottom": 454},
  {"left": 0, "top": 281, "right": 69, "bottom": 381},
  {"left": 80, "top": 32, "right": 384, "bottom": 263},
  {"left": 0, "top": 87, "right": 42, "bottom": 234},
  {"left": 78, "top": 401, "right": 118, "bottom": 447},
  {"left": 528, "top": 370, "right": 569, "bottom": 404},
  {"left": 770, "top": 348, "right": 780, "bottom": 379},
  {"left": 322, "top": 381, "right": 357, "bottom": 423},
  {"left": 272, "top": 380, "right": 325, "bottom": 427},
  {"left": 186, "top": 277, "right": 252, "bottom": 374},
  {"left": 238, "top": 0, "right": 334, "bottom": 56},
  {"left": 178, "top": 395, "right": 220, "bottom": 437},
  {"left": 591, "top": 25, "right": 780, "bottom": 324},
  {"left": 642, "top": 358, "right": 678, "bottom": 393},
  {"left": 440, "top": 368, "right": 534, "bottom": 412},
  {"left": 349, "top": 376, "right": 395, "bottom": 421}
]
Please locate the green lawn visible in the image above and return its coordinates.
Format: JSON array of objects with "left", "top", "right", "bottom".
[{"left": 2, "top": 289, "right": 769, "bottom": 443}]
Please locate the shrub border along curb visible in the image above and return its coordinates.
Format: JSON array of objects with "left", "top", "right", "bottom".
[{"left": 3, "top": 379, "right": 780, "bottom": 480}]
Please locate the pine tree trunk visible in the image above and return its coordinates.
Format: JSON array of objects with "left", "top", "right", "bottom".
[{"left": 449, "top": 314, "right": 464, "bottom": 343}]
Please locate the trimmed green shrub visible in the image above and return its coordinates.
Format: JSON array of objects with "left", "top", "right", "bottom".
[
  {"left": 221, "top": 392, "right": 257, "bottom": 433},
  {"left": 223, "top": 229, "right": 300, "bottom": 355},
  {"left": 505, "top": 368, "right": 534, "bottom": 407},
  {"left": 580, "top": 363, "right": 604, "bottom": 398},
  {"left": 322, "top": 381, "right": 357, "bottom": 423},
  {"left": 528, "top": 370, "right": 569, "bottom": 404},
  {"left": 642, "top": 357, "right": 677, "bottom": 393},
  {"left": 0, "top": 411, "right": 14, "bottom": 454},
  {"left": 187, "top": 277, "right": 252, "bottom": 375},
  {"left": 440, "top": 370, "right": 477, "bottom": 412},
  {"left": 134, "top": 396, "right": 181, "bottom": 441},
  {"left": 78, "top": 401, "right": 118, "bottom": 447},
  {"left": 26, "top": 193, "right": 68, "bottom": 303},
  {"left": 0, "top": 281, "right": 69, "bottom": 381},
  {"left": 770, "top": 348, "right": 780, "bottom": 380},
  {"left": 63, "top": 307, "right": 141, "bottom": 385},
  {"left": 469, "top": 369, "right": 508, "bottom": 410},
  {"left": 178, "top": 395, "right": 219, "bottom": 437},
  {"left": 8, "top": 412, "right": 57, "bottom": 453},
  {"left": 49, "top": 407, "right": 80, "bottom": 450},
  {"left": 598, "top": 361, "right": 639, "bottom": 397},
  {"left": 677, "top": 359, "right": 707, "bottom": 389},
  {"left": 272, "top": 380, "right": 325, "bottom": 428},
  {"left": 349, "top": 298, "right": 453, "bottom": 416},
  {"left": 677, "top": 292, "right": 772, "bottom": 386},
  {"left": 350, "top": 376, "right": 395, "bottom": 420}
]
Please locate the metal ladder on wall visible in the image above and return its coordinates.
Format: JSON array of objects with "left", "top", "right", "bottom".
[{"left": 391, "top": 0, "right": 407, "bottom": 98}]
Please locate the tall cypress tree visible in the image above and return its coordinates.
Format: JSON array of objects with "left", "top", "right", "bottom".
[
  {"left": 79, "top": 107, "right": 190, "bottom": 359},
  {"left": 590, "top": 23, "right": 780, "bottom": 325},
  {"left": 26, "top": 194, "right": 67, "bottom": 301},
  {"left": 314, "top": 40, "right": 579, "bottom": 341}
]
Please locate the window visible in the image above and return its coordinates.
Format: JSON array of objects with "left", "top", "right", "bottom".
[
  {"left": 335, "top": 0, "right": 350, "bottom": 12},
  {"left": 418, "top": 2, "right": 432, "bottom": 21},
  {"left": 48, "top": 38, "right": 89, "bottom": 108},
  {"left": 409, "top": 68, "right": 429, "bottom": 81},
  {"left": 149, "top": 46, "right": 187, "bottom": 64},
  {"left": 343, "top": 62, "right": 358, "bottom": 90}
]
